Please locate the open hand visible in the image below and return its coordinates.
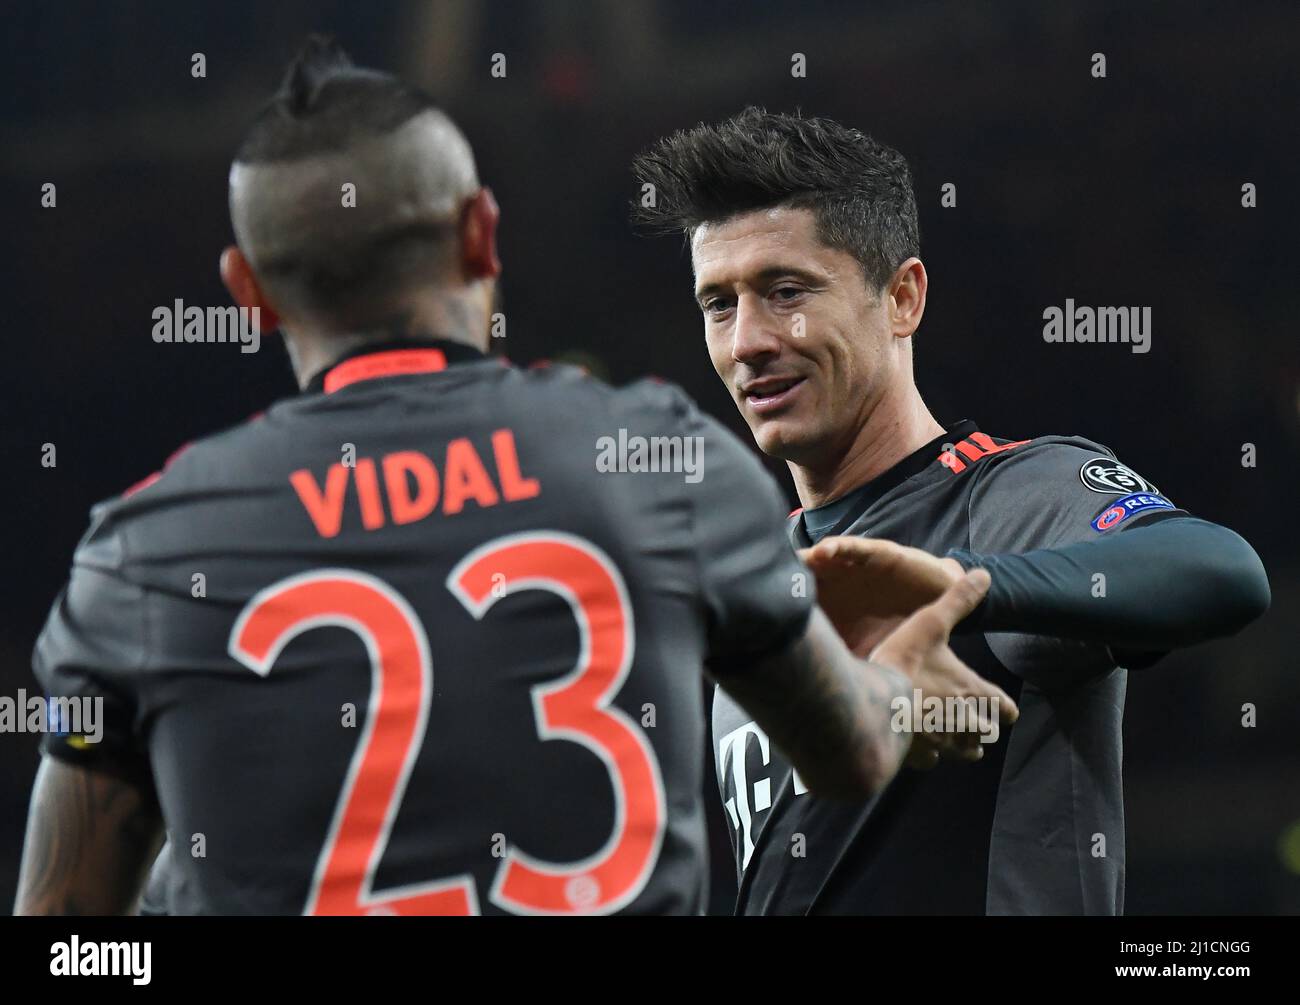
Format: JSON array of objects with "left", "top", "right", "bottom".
[{"left": 800, "top": 536, "right": 966, "bottom": 656}]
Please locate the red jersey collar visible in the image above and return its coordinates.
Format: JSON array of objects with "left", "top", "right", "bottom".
[{"left": 306, "top": 338, "right": 490, "bottom": 394}]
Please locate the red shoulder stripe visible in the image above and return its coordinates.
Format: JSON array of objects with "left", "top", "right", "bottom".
[{"left": 937, "top": 434, "right": 1031, "bottom": 475}]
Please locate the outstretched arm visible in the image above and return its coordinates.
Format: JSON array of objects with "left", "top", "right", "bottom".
[
  {"left": 946, "top": 516, "right": 1269, "bottom": 654},
  {"left": 804, "top": 516, "right": 1269, "bottom": 667}
]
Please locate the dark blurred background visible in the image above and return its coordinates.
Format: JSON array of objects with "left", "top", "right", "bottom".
[{"left": 2, "top": 0, "right": 1297, "bottom": 914}]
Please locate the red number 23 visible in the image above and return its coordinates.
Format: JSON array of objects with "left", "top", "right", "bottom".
[{"left": 228, "top": 531, "right": 665, "bottom": 916}]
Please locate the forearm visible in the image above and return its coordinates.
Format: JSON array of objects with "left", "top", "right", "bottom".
[
  {"left": 15, "top": 757, "right": 163, "bottom": 916},
  {"left": 950, "top": 517, "right": 1270, "bottom": 651},
  {"left": 712, "top": 608, "right": 912, "bottom": 799}
]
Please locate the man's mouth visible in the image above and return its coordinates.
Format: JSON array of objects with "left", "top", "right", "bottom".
[{"left": 741, "top": 376, "right": 807, "bottom": 415}]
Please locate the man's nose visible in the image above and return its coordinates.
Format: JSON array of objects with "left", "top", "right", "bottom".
[{"left": 732, "top": 295, "right": 783, "bottom": 365}]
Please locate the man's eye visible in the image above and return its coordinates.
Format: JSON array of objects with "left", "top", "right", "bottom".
[
  {"left": 703, "top": 299, "right": 733, "bottom": 315},
  {"left": 772, "top": 286, "right": 802, "bottom": 301}
]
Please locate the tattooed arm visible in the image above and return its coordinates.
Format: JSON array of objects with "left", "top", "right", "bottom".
[
  {"left": 14, "top": 757, "right": 163, "bottom": 916},
  {"left": 713, "top": 571, "right": 1014, "bottom": 798},
  {"left": 714, "top": 608, "right": 912, "bottom": 798}
]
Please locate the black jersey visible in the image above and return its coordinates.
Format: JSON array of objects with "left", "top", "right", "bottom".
[
  {"left": 713, "top": 420, "right": 1186, "bottom": 915},
  {"left": 34, "top": 340, "right": 811, "bottom": 916}
]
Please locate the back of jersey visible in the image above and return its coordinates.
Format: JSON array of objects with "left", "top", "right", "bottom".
[{"left": 34, "top": 346, "right": 809, "bottom": 915}]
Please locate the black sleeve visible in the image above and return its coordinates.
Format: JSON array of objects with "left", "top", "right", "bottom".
[
  {"left": 678, "top": 402, "right": 814, "bottom": 674},
  {"left": 949, "top": 516, "right": 1270, "bottom": 657},
  {"left": 32, "top": 507, "right": 154, "bottom": 783}
]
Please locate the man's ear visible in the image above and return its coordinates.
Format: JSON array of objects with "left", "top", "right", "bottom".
[
  {"left": 459, "top": 187, "right": 502, "bottom": 281},
  {"left": 888, "top": 257, "right": 927, "bottom": 340},
  {"left": 220, "top": 246, "right": 280, "bottom": 331}
]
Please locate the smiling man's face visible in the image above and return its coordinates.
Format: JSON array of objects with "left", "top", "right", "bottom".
[{"left": 692, "top": 206, "right": 897, "bottom": 466}]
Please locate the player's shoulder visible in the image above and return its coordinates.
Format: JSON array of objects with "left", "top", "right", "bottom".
[
  {"left": 964, "top": 428, "right": 1167, "bottom": 500},
  {"left": 510, "top": 361, "right": 702, "bottom": 426},
  {"left": 521, "top": 364, "right": 775, "bottom": 480},
  {"left": 555, "top": 365, "right": 697, "bottom": 418},
  {"left": 966, "top": 430, "right": 1117, "bottom": 482},
  {"left": 84, "top": 409, "right": 275, "bottom": 544}
]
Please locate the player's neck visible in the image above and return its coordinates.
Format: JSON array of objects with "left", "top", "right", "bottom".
[
  {"left": 788, "top": 385, "right": 944, "bottom": 510},
  {"left": 286, "top": 295, "right": 489, "bottom": 390}
]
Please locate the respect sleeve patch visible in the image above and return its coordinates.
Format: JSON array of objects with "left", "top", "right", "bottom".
[{"left": 1091, "top": 492, "right": 1177, "bottom": 532}]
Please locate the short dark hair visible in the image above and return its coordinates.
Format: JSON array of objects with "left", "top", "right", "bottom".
[
  {"left": 235, "top": 35, "right": 435, "bottom": 165},
  {"left": 631, "top": 107, "right": 919, "bottom": 293}
]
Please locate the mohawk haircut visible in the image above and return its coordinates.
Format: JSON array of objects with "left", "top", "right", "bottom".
[
  {"left": 229, "top": 36, "right": 480, "bottom": 325},
  {"left": 235, "top": 35, "right": 436, "bottom": 164},
  {"left": 631, "top": 107, "right": 920, "bottom": 293}
]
